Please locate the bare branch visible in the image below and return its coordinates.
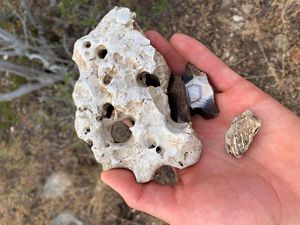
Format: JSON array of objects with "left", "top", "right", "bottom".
[
  {"left": 20, "top": 0, "right": 39, "bottom": 31},
  {"left": 0, "top": 1, "right": 71, "bottom": 101},
  {"left": 20, "top": 0, "right": 49, "bottom": 46},
  {"left": 0, "top": 28, "right": 31, "bottom": 57},
  {"left": 0, "top": 60, "right": 38, "bottom": 80},
  {"left": 0, "top": 79, "right": 62, "bottom": 102},
  {"left": 0, "top": 28, "right": 21, "bottom": 44},
  {"left": 0, "top": 50, "right": 20, "bottom": 57},
  {"left": 0, "top": 60, "right": 65, "bottom": 102},
  {"left": 0, "top": 28, "right": 66, "bottom": 73},
  {"left": 0, "top": 60, "right": 64, "bottom": 82}
]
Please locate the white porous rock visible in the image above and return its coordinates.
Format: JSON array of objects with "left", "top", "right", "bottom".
[{"left": 72, "top": 6, "right": 201, "bottom": 183}]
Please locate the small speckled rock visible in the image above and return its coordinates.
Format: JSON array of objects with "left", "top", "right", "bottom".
[
  {"left": 52, "top": 212, "right": 83, "bottom": 225},
  {"left": 72, "top": 7, "right": 201, "bottom": 183},
  {"left": 41, "top": 173, "right": 72, "bottom": 199},
  {"left": 225, "top": 110, "right": 261, "bottom": 158}
]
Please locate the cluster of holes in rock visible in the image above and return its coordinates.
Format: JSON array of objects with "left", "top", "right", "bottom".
[
  {"left": 148, "top": 144, "right": 164, "bottom": 156},
  {"left": 84, "top": 127, "right": 91, "bottom": 135},
  {"left": 83, "top": 42, "right": 161, "bottom": 88},
  {"left": 83, "top": 41, "right": 110, "bottom": 85},
  {"left": 83, "top": 41, "right": 108, "bottom": 59},
  {"left": 137, "top": 72, "right": 161, "bottom": 87},
  {"left": 78, "top": 106, "right": 91, "bottom": 113},
  {"left": 83, "top": 41, "right": 163, "bottom": 89},
  {"left": 79, "top": 77, "right": 164, "bottom": 157},
  {"left": 92, "top": 103, "right": 170, "bottom": 157},
  {"left": 94, "top": 103, "right": 135, "bottom": 144},
  {"left": 81, "top": 43, "right": 162, "bottom": 147},
  {"left": 97, "top": 45, "right": 109, "bottom": 85}
]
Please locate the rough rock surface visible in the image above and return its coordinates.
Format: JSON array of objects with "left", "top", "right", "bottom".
[
  {"left": 225, "top": 110, "right": 261, "bottom": 158},
  {"left": 72, "top": 7, "right": 201, "bottom": 183}
]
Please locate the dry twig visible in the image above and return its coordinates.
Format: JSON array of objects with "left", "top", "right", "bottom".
[{"left": 0, "top": 1, "right": 71, "bottom": 101}]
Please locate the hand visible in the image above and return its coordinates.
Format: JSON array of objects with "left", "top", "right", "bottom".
[{"left": 101, "top": 31, "right": 300, "bottom": 225}]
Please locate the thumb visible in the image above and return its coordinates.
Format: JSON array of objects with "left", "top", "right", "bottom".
[{"left": 101, "top": 169, "right": 178, "bottom": 221}]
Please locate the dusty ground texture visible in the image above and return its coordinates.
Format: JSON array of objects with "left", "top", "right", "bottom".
[{"left": 0, "top": 0, "right": 299, "bottom": 224}]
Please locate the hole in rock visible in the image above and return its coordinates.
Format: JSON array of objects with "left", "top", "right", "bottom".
[
  {"left": 137, "top": 72, "right": 160, "bottom": 87},
  {"left": 179, "top": 161, "right": 184, "bottom": 167},
  {"left": 145, "top": 137, "right": 156, "bottom": 149},
  {"left": 84, "top": 127, "right": 91, "bottom": 135},
  {"left": 98, "top": 48, "right": 108, "bottom": 59},
  {"left": 148, "top": 144, "right": 156, "bottom": 149},
  {"left": 155, "top": 146, "right": 165, "bottom": 157},
  {"left": 103, "top": 103, "right": 114, "bottom": 119},
  {"left": 84, "top": 41, "right": 91, "bottom": 48},
  {"left": 156, "top": 146, "right": 162, "bottom": 153},
  {"left": 85, "top": 51, "right": 91, "bottom": 58},
  {"left": 103, "top": 75, "right": 112, "bottom": 85},
  {"left": 87, "top": 139, "right": 93, "bottom": 147},
  {"left": 111, "top": 121, "right": 132, "bottom": 143},
  {"left": 184, "top": 152, "right": 188, "bottom": 160},
  {"left": 130, "top": 118, "right": 135, "bottom": 126}
]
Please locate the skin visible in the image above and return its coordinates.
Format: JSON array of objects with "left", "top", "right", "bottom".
[{"left": 101, "top": 31, "right": 300, "bottom": 225}]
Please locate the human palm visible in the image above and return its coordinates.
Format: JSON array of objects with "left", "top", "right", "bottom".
[{"left": 102, "top": 31, "right": 300, "bottom": 225}]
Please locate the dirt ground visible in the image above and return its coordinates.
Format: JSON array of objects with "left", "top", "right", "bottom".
[{"left": 0, "top": 0, "right": 299, "bottom": 225}]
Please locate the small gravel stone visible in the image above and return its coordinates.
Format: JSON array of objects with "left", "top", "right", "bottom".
[
  {"left": 52, "top": 212, "right": 83, "bottom": 225},
  {"left": 225, "top": 110, "right": 261, "bottom": 158},
  {"left": 42, "top": 172, "right": 72, "bottom": 199}
]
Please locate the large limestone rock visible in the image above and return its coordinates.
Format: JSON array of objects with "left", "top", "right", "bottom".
[{"left": 72, "top": 7, "right": 201, "bottom": 183}]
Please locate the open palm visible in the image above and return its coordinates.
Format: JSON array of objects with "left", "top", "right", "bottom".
[{"left": 102, "top": 31, "right": 300, "bottom": 225}]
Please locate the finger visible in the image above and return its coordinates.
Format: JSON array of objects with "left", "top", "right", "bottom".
[
  {"left": 170, "top": 33, "right": 243, "bottom": 92},
  {"left": 145, "top": 30, "right": 187, "bottom": 75},
  {"left": 191, "top": 114, "right": 227, "bottom": 148},
  {"left": 101, "top": 169, "right": 177, "bottom": 221}
]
